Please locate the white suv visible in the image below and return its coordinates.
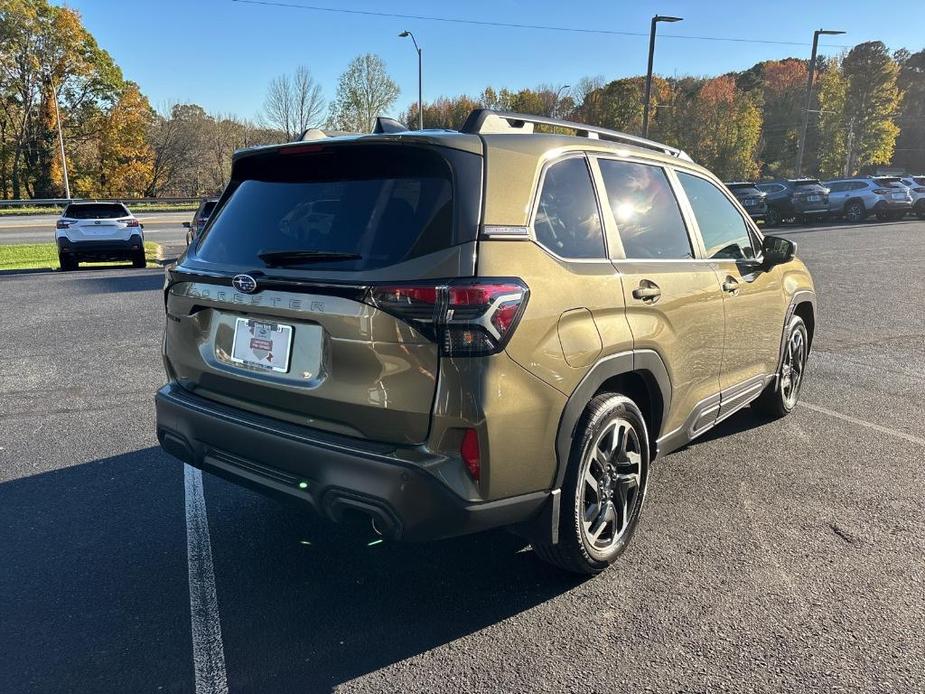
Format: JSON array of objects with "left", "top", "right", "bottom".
[
  {"left": 898, "top": 176, "right": 925, "bottom": 219},
  {"left": 55, "top": 202, "right": 145, "bottom": 271}
]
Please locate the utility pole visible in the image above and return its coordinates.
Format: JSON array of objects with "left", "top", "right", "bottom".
[
  {"left": 50, "top": 79, "right": 71, "bottom": 199},
  {"left": 796, "top": 28, "right": 845, "bottom": 176},
  {"left": 642, "top": 15, "right": 682, "bottom": 138}
]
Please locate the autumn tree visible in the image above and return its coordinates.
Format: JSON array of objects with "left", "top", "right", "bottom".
[
  {"left": 329, "top": 54, "right": 399, "bottom": 133},
  {"left": 675, "top": 76, "right": 762, "bottom": 180},
  {"left": 96, "top": 83, "right": 154, "bottom": 196}
]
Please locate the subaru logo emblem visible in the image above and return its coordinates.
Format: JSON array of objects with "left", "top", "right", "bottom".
[{"left": 232, "top": 274, "right": 257, "bottom": 294}]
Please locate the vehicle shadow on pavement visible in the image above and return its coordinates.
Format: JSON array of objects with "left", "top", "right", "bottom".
[
  {"left": 0, "top": 446, "right": 583, "bottom": 693},
  {"left": 71, "top": 270, "right": 164, "bottom": 294},
  {"left": 202, "top": 472, "right": 584, "bottom": 693},
  {"left": 0, "top": 448, "right": 195, "bottom": 694}
]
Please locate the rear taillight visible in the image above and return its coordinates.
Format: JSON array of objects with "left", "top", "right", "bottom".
[
  {"left": 873, "top": 188, "right": 891, "bottom": 195},
  {"left": 460, "top": 428, "right": 480, "bottom": 481},
  {"left": 56, "top": 220, "right": 70, "bottom": 229},
  {"left": 126, "top": 218, "right": 140, "bottom": 227},
  {"left": 914, "top": 187, "right": 925, "bottom": 194},
  {"left": 367, "top": 278, "right": 529, "bottom": 357}
]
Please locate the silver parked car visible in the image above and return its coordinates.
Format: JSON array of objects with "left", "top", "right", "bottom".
[
  {"left": 823, "top": 177, "right": 912, "bottom": 223},
  {"left": 898, "top": 176, "right": 925, "bottom": 219}
]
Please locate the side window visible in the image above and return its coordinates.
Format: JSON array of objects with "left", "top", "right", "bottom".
[
  {"left": 533, "top": 157, "right": 606, "bottom": 259},
  {"left": 828, "top": 182, "right": 845, "bottom": 193},
  {"left": 597, "top": 159, "right": 693, "bottom": 259},
  {"left": 677, "top": 171, "right": 756, "bottom": 260},
  {"left": 852, "top": 182, "right": 867, "bottom": 191}
]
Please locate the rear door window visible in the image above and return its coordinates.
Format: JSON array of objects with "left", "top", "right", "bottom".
[
  {"left": 196, "top": 145, "right": 470, "bottom": 271},
  {"left": 677, "top": 171, "right": 756, "bottom": 260},
  {"left": 533, "top": 157, "right": 606, "bottom": 259},
  {"left": 598, "top": 159, "right": 692, "bottom": 259}
]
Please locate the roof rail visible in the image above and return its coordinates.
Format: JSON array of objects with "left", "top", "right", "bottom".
[{"left": 460, "top": 109, "right": 692, "bottom": 162}]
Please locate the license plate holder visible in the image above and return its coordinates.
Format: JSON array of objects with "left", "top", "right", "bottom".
[{"left": 230, "top": 317, "right": 294, "bottom": 373}]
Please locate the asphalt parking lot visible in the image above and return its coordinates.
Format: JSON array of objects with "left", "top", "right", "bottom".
[{"left": 1, "top": 219, "right": 923, "bottom": 693}]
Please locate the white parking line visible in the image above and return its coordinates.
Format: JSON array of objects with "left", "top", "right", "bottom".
[
  {"left": 801, "top": 401, "right": 925, "bottom": 447},
  {"left": 184, "top": 464, "right": 229, "bottom": 694}
]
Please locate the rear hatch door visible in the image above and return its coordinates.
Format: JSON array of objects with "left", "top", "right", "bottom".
[{"left": 164, "top": 139, "right": 483, "bottom": 445}]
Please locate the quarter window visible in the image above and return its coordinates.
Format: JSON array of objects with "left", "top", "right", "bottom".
[
  {"left": 677, "top": 172, "right": 756, "bottom": 260},
  {"left": 598, "top": 159, "right": 692, "bottom": 259},
  {"left": 533, "top": 157, "right": 606, "bottom": 259}
]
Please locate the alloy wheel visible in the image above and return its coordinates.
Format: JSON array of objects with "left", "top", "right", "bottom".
[
  {"left": 579, "top": 418, "right": 642, "bottom": 552},
  {"left": 780, "top": 327, "right": 807, "bottom": 408}
]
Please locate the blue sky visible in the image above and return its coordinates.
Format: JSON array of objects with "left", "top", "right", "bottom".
[{"left": 66, "top": 1, "right": 924, "bottom": 121}]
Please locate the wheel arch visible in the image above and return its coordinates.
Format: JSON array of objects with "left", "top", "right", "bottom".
[
  {"left": 553, "top": 350, "right": 670, "bottom": 491},
  {"left": 777, "top": 291, "right": 816, "bottom": 375}
]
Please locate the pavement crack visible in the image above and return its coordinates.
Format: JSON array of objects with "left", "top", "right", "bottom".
[{"left": 828, "top": 521, "right": 859, "bottom": 545}]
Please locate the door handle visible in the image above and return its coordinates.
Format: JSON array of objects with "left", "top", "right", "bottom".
[
  {"left": 632, "top": 281, "right": 661, "bottom": 302},
  {"left": 722, "top": 276, "right": 740, "bottom": 294}
]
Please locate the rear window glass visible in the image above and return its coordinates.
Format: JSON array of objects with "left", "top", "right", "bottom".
[
  {"left": 196, "top": 146, "right": 459, "bottom": 271},
  {"left": 914, "top": 177, "right": 925, "bottom": 186},
  {"left": 63, "top": 203, "right": 128, "bottom": 219},
  {"left": 873, "top": 178, "right": 903, "bottom": 188},
  {"left": 731, "top": 186, "right": 762, "bottom": 197}
]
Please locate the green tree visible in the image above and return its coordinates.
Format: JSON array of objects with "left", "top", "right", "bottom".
[
  {"left": 894, "top": 49, "right": 925, "bottom": 172},
  {"left": 329, "top": 53, "right": 399, "bottom": 133},
  {"left": 818, "top": 42, "right": 901, "bottom": 176}
]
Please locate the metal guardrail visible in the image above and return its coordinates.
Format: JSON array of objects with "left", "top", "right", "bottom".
[{"left": 0, "top": 197, "right": 201, "bottom": 208}]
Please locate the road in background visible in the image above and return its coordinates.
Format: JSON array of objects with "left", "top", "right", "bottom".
[
  {"left": 1, "top": 221, "right": 923, "bottom": 692},
  {"left": 0, "top": 211, "right": 190, "bottom": 245}
]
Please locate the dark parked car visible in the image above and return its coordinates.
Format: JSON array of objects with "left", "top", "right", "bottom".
[
  {"left": 184, "top": 198, "right": 218, "bottom": 246},
  {"left": 756, "top": 179, "right": 830, "bottom": 226},
  {"left": 725, "top": 182, "right": 768, "bottom": 222}
]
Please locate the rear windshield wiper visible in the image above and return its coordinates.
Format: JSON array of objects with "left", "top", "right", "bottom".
[{"left": 257, "top": 249, "right": 362, "bottom": 266}]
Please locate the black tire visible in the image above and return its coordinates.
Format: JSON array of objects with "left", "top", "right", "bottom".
[
  {"left": 845, "top": 200, "right": 866, "bottom": 223},
  {"left": 131, "top": 250, "right": 146, "bottom": 268},
  {"left": 764, "top": 206, "right": 781, "bottom": 228},
  {"left": 533, "top": 393, "right": 650, "bottom": 575},
  {"left": 754, "top": 314, "right": 808, "bottom": 419},
  {"left": 58, "top": 252, "right": 76, "bottom": 271},
  {"left": 916, "top": 203, "right": 925, "bottom": 220},
  {"left": 875, "top": 211, "right": 889, "bottom": 221}
]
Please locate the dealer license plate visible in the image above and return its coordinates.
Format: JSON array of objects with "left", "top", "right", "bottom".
[{"left": 230, "top": 318, "right": 293, "bottom": 373}]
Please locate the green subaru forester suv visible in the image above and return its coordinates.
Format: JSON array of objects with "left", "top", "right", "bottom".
[{"left": 156, "top": 110, "right": 815, "bottom": 574}]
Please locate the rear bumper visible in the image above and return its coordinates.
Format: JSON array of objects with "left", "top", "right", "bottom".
[
  {"left": 873, "top": 199, "right": 912, "bottom": 211},
  {"left": 58, "top": 235, "right": 143, "bottom": 259},
  {"left": 155, "top": 383, "right": 547, "bottom": 541}
]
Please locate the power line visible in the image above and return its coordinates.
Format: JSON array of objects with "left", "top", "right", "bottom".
[{"left": 231, "top": 0, "right": 853, "bottom": 48}]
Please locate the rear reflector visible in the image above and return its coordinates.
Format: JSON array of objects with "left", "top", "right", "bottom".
[
  {"left": 366, "top": 279, "right": 529, "bottom": 357},
  {"left": 460, "top": 428, "right": 480, "bottom": 481}
]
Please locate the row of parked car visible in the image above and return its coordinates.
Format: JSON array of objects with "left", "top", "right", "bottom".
[{"left": 725, "top": 175, "right": 925, "bottom": 226}]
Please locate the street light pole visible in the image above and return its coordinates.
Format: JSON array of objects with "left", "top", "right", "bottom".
[
  {"left": 399, "top": 31, "right": 423, "bottom": 130},
  {"left": 50, "top": 79, "right": 71, "bottom": 199},
  {"left": 642, "top": 14, "right": 682, "bottom": 139},
  {"left": 795, "top": 28, "right": 845, "bottom": 176}
]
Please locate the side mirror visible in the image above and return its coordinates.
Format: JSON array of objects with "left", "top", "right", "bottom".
[
  {"left": 182, "top": 221, "right": 191, "bottom": 228},
  {"left": 762, "top": 234, "right": 796, "bottom": 268}
]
